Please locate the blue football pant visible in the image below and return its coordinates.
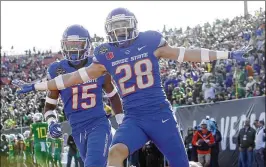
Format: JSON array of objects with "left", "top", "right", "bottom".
[
  {"left": 112, "top": 109, "right": 189, "bottom": 167},
  {"left": 72, "top": 120, "right": 112, "bottom": 167}
]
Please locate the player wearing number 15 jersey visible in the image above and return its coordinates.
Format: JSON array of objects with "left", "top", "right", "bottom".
[
  {"left": 30, "top": 113, "right": 48, "bottom": 166},
  {"left": 44, "top": 24, "right": 123, "bottom": 167}
]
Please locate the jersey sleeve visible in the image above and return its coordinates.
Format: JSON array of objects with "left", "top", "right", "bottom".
[
  {"left": 93, "top": 44, "right": 110, "bottom": 70},
  {"left": 47, "top": 62, "right": 60, "bottom": 80},
  {"left": 145, "top": 30, "right": 167, "bottom": 49}
]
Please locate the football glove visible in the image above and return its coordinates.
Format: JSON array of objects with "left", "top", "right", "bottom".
[{"left": 48, "top": 121, "right": 62, "bottom": 138}]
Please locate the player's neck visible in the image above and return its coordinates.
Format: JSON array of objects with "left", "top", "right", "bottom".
[
  {"left": 113, "top": 39, "right": 135, "bottom": 48},
  {"left": 68, "top": 58, "right": 88, "bottom": 70}
]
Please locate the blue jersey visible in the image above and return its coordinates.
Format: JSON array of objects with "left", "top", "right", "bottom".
[
  {"left": 47, "top": 58, "right": 106, "bottom": 131},
  {"left": 93, "top": 31, "right": 170, "bottom": 115}
]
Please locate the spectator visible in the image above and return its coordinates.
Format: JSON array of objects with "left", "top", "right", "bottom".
[
  {"left": 237, "top": 119, "right": 256, "bottom": 167},
  {"left": 254, "top": 120, "right": 265, "bottom": 167},
  {"left": 184, "top": 127, "right": 194, "bottom": 161},
  {"left": 76, "top": 150, "right": 84, "bottom": 167},
  {"left": 245, "top": 76, "right": 256, "bottom": 91},
  {"left": 253, "top": 119, "right": 259, "bottom": 129},
  {"left": 67, "top": 135, "right": 79, "bottom": 167},
  {"left": 202, "top": 79, "right": 216, "bottom": 103},
  {"left": 210, "top": 120, "right": 222, "bottom": 167},
  {"left": 192, "top": 120, "right": 215, "bottom": 167},
  {"left": 205, "top": 116, "right": 217, "bottom": 136}
]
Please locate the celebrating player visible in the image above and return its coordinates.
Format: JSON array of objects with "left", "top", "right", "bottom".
[
  {"left": 30, "top": 113, "right": 48, "bottom": 167},
  {"left": 15, "top": 8, "right": 248, "bottom": 167},
  {"left": 40, "top": 24, "right": 123, "bottom": 167}
]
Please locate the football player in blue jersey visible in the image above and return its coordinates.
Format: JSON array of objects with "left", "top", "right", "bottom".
[
  {"left": 15, "top": 8, "right": 250, "bottom": 167},
  {"left": 40, "top": 24, "right": 124, "bottom": 167}
]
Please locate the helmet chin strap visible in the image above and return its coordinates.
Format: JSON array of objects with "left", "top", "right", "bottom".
[
  {"left": 70, "top": 60, "right": 82, "bottom": 66},
  {"left": 67, "top": 52, "right": 83, "bottom": 65},
  {"left": 116, "top": 34, "right": 132, "bottom": 47}
]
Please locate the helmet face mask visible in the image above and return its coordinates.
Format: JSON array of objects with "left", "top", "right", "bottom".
[
  {"left": 105, "top": 8, "right": 139, "bottom": 46},
  {"left": 61, "top": 25, "right": 91, "bottom": 65}
]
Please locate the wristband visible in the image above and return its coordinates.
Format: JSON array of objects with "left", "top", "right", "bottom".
[
  {"left": 105, "top": 87, "right": 118, "bottom": 98},
  {"left": 115, "top": 113, "right": 124, "bottom": 125}
]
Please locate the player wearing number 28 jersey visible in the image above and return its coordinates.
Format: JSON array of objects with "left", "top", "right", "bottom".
[
  {"left": 44, "top": 25, "right": 123, "bottom": 167},
  {"left": 15, "top": 8, "right": 249, "bottom": 167}
]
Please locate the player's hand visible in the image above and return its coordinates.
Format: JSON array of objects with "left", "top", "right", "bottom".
[
  {"left": 115, "top": 113, "right": 125, "bottom": 125},
  {"left": 12, "top": 79, "right": 35, "bottom": 94},
  {"left": 49, "top": 121, "right": 62, "bottom": 138}
]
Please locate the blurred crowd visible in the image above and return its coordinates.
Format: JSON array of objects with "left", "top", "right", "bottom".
[
  {"left": 160, "top": 9, "right": 265, "bottom": 107},
  {"left": 1, "top": 9, "right": 265, "bottom": 130},
  {"left": 1, "top": 54, "right": 65, "bottom": 129}
]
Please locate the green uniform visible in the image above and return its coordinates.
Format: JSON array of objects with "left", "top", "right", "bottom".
[
  {"left": 54, "top": 138, "right": 63, "bottom": 167},
  {"left": 31, "top": 122, "right": 48, "bottom": 166},
  {"left": 8, "top": 141, "right": 16, "bottom": 164},
  {"left": 24, "top": 138, "right": 33, "bottom": 164},
  {"left": 46, "top": 138, "right": 54, "bottom": 165},
  {"left": 16, "top": 140, "right": 25, "bottom": 164}
]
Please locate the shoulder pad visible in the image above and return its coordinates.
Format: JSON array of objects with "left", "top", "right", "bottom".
[
  {"left": 93, "top": 43, "right": 111, "bottom": 66},
  {"left": 94, "top": 43, "right": 110, "bottom": 56},
  {"left": 47, "top": 60, "right": 67, "bottom": 79},
  {"left": 144, "top": 30, "right": 163, "bottom": 38},
  {"left": 143, "top": 30, "right": 166, "bottom": 49}
]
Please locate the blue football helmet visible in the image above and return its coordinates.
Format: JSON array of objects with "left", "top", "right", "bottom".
[
  {"left": 105, "top": 8, "right": 139, "bottom": 47},
  {"left": 61, "top": 24, "right": 92, "bottom": 65}
]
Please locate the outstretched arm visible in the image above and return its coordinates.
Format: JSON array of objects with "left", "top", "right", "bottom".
[
  {"left": 154, "top": 43, "right": 230, "bottom": 62},
  {"left": 34, "top": 63, "right": 106, "bottom": 91}
]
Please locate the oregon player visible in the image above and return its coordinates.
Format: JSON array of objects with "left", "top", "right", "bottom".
[
  {"left": 16, "top": 133, "right": 25, "bottom": 166},
  {"left": 46, "top": 133, "right": 55, "bottom": 167},
  {"left": 30, "top": 113, "right": 48, "bottom": 167},
  {"left": 8, "top": 134, "right": 17, "bottom": 166},
  {"left": 53, "top": 137, "right": 63, "bottom": 167},
  {"left": 24, "top": 130, "right": 34, "bottom": 166}
]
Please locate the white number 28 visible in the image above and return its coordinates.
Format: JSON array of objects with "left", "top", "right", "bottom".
[{"left": 115, "top": 59, "right": 154, "bottom": 96}]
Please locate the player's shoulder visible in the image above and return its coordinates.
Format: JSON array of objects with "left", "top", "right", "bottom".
[
  {"left": 139, "top": 30, "right": 164, "bottom": 48},
  {"left": 47, "top": 59, "right": 69, "bottom": 79},
  {"left": 141, "top": 30, "right": 163, "bottom": 38},
  {"left": 42, "top": 122, "right": 48, "bottom": 126},
  {"left": 93, "top": 43, "right": 113, "bottom": 64},
  {"left": 47, "top": 59, "right": 67, "bottom": 71},
  {"left": 94, "top": 43, "right": 111, "bottom": 56}
]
